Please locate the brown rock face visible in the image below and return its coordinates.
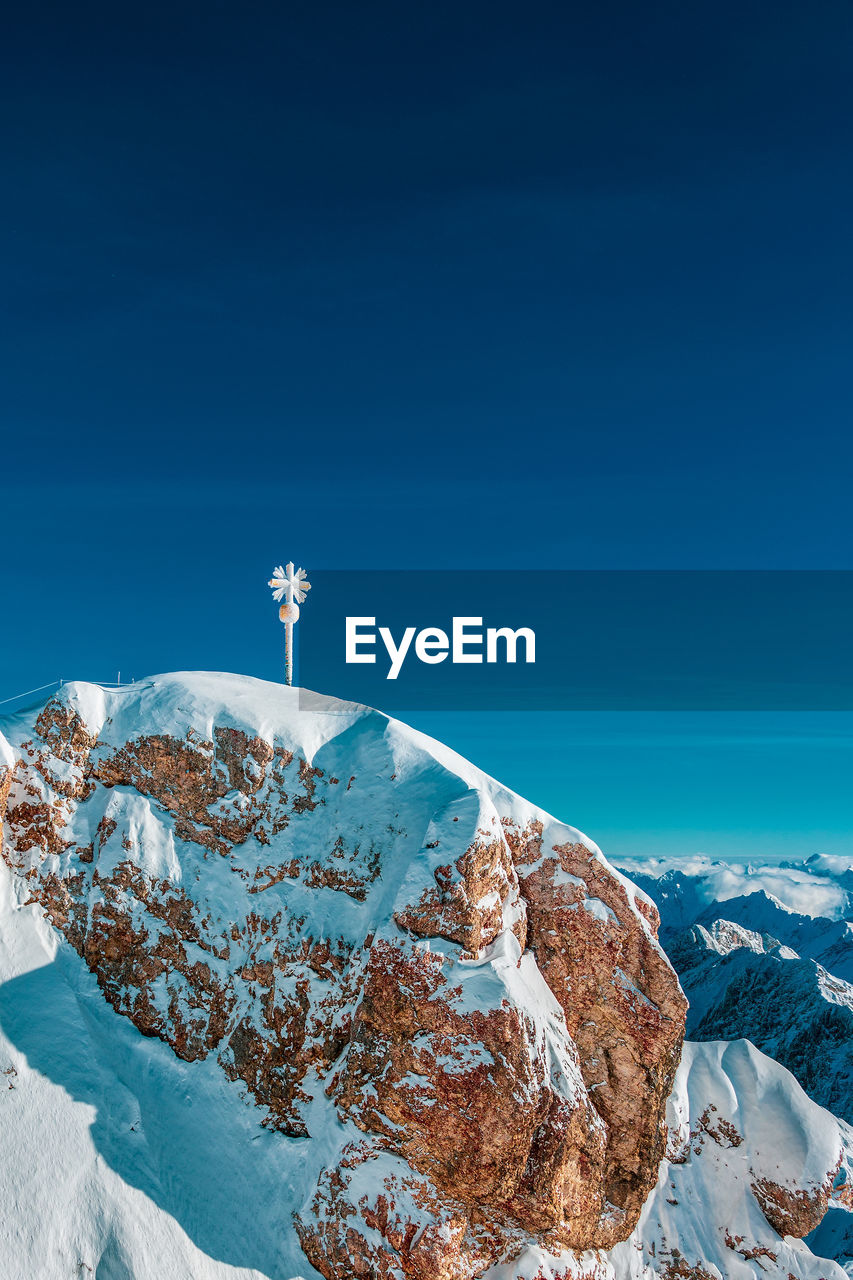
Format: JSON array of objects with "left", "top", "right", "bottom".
[
  {"left": 511, "top": 833, "right": 687, "bottom": 1241},
  {"left": 296, "top": 1139, "right": 494, "bottom": 1280},
  {"left": 0, "top": 676, "right": 687, "bottom": 1279},
  {"left": 331, "top": 936, "right": 608, "bottom": 1249},
  {"left": 751, "top": 1176, "right": 835, "bottom": 1240},
  {"left": 0, "top": 731, "right": 13, "bottom": 859}
]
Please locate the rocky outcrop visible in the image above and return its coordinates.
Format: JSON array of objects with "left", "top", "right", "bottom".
[
  {"left": 0, "top": 730, "right": 13, "bottom": 860},
  {"left": 510, "top": 830, "right": 686, "bottom": 1242},
  {"left": 1, "top": 674, "right": 687, "bottom": 1277}
]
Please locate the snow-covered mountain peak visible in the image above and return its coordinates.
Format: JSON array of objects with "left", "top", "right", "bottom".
[
  {"left": 3, "top": 674, "right": 852, "bottom": 1279},
  {"left": 0, "top": 671, "right": 686, "bottom": 1278}
]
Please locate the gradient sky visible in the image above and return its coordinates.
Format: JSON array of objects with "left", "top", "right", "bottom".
[{"left": 2, "top": 1, "right": 852, "bottom": 858}]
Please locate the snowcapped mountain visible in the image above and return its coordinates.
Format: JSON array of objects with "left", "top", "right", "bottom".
[
  {"left": 618, "top": 856, "right": 853, "bottom": 1128},
  {"left": 669, "top": 921, "right": 853, "bottom": 1124},
  {"left": 1, "top": 674, "right": 851, "bottom": 1279}
]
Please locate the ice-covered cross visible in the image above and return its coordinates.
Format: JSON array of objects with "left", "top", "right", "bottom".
[{"left": 269, "top": 562, "right": 311, "bottom": 686}]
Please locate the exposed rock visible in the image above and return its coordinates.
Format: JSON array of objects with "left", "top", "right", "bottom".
[
  {"left": 512, "top": 838, "right": 687, "bottom": 1242},
  {"left": 331, "top": 933, "right": 608, "bottom": 1250},
  {"left": 394, "top": 829, "right": 526, "bottom": 956},
  {"left": 0, "top": 730, "right": 16, "bottom": 864},
  {"left": 751, "top": 1177, "right": 834, "bottom": 1241},
  {"left": 295, "top": 1139, "right": 494, "bottom": 1280}
]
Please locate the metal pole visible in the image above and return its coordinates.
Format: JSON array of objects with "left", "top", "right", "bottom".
[
  {"left": 285, "top": 581, "right": 294, "bottom": 686},
  {"left": 269, "top": 563, "right": 309, "bottom": 689}
]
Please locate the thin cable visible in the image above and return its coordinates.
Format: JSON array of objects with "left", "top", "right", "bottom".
[{"left": 0, "top": 680, "right": 61, "bottom": 707}]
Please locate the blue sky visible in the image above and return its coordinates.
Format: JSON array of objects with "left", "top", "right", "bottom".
[
  {"left": 2, "top": 1, "right": 852, "bottom": 858},
  {"left": 407, "top": 712, "right": 853, "bottom": 863}
]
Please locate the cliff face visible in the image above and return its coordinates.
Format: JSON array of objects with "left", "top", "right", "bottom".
[
  {"left": 0, "top": 731, "right": 13, "bottom": 841},
  {"left": 1, "top": 673, "right": 687, "bottom": 1277}
]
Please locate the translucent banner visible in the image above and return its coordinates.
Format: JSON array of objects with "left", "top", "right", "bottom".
[{"left": 297, "top": 571, "right": 853, "bottom": 711}]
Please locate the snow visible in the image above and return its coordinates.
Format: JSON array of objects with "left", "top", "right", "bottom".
[
  {"left": 575, "top": 896, "right": 619, "bottom": 926},
  {"left": 550, "top": 866, "right": 586, "bottom": 889}
]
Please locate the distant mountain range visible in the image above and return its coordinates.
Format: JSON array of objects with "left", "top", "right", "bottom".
[{"left": 619, "top": 855, "right": 853, "bottom": 1134}]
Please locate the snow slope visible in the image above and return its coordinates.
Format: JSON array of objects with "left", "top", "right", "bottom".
[{"left": 0, "top": 854, "right": 301, "bottom": 1280}]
